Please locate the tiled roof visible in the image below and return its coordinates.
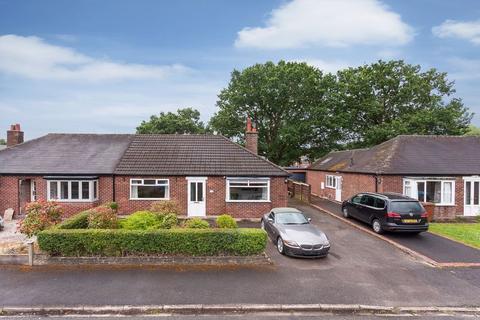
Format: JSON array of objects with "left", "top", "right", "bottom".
[
  {"left": 114, "top": 134, "right": 287, "bottom": 176},
  {"left": 0, "top": 134, "right": 134, "bottom": 175},
  {"left": 0, "top": 133, "right": 287, "bottom": 177},
  {"left": 309, "top": 135, "right": 480, "bottom": 175}
]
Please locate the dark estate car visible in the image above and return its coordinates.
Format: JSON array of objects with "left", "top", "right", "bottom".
[
  {"left": 341, "top": 192, "right": 429, "bottom": 234},
  {"left": 261, "top": 208, "right": 330, "bottom": 258}
]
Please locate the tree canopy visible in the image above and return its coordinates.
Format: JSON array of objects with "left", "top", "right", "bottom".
[
  {"left": 0, "top": 138, "right": 5, "bottom": 145},
  {"left": 136, "top": 108, "right": 207, "bottom": 134},
  {"left": 209, "top": 60, "right": 472, "bottom": 165},
  {"left": 465, "top": 125, "right": 480, "bottom": 136}
]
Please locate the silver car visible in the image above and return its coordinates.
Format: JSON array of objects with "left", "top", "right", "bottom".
[{"left": 261, "top": 207, "right": 330, "bottom": 258}]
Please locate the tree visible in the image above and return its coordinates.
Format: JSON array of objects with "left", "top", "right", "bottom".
[
  {"left": 465, "top": 125, "right": 480, "bottom": 136},
  {"left": 334, "top": 60, "right": 472, "bottom": 148},
  {"left": 209, "top": 61, "right": 339, "bottom": 166},
  {"left": 137, "top": 108, "right": 206, "bottom": 134},
  {"left": 0, "top": 138, "right": 5, "bottom": 145}
]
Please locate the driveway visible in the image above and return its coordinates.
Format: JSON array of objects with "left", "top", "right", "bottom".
[
  {"left": 0, "top": 199, "right": 479, "bottom": 308},
  {"left": 310, "top": 196, "right": 480, "bottom": 264}
]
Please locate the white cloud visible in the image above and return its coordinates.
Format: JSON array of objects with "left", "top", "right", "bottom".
[
  {"left": 235, "top": 0, "right": 414, "bottom": 49},
  {"left": 0, "top": 34, "right": 188, "bottom": 82},
  {"left": 432, "top": 19, "right": 480, "bottom": 45}
]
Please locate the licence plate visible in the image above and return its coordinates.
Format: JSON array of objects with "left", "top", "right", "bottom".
[{"left": 402, "top": 219, "right": 419, "bottom": 224}]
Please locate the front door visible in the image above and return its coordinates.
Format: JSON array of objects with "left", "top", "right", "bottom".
[
  {"left": 464, "top": 178, "right": 480, "bottom": 216},
  {"left": 18, "top": 179, "right": 32, "bottom": 216},
  {"left": 335, "top": 176, "right": 342, "bottom": 202},
  {"left": 187, "top": 177, "right": 207, "bottom": 217}
]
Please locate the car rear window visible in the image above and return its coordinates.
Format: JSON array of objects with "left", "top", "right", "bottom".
[{"left": 390, "top": 201, "right": 424, "bottom": 213}]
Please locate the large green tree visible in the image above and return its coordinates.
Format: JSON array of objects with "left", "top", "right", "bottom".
[
  {"left": 0, "top": 138, "right": 5, "bottom": 145},
  {"left": 137, "top": 108, "right": 206, "bottom": 134},
  {"left": 209, "top": 61, "right": 338, "bottom": 166},
  {"left": 334, "top": 60, "right": 472, "bottom": 148},
  {"left": 465, "top": 125, "right": 480, "bottom": 136}
]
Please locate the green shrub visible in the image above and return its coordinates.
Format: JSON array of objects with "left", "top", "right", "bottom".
[
  {"left": 150, "top": 200, "right": 180, "bottom": 215},
  {"left": 121, "top": 211, "right": 162, "bottom": 230},
  {"left": 57, "top": 211, "right": 89, "bottom": 229},
  {"left": 37, "top": 228, "right": 267, "bottom": 256},
  {"left": 87, "top": 206, "right": 118, "bottom": 229},
  {"left": 216, "top": 214, "right": 238, "bottom": 228},
  {"left": 184, "top": 217, "right": 210, "bottom": 229},
  {"left": 18, "top": 200, "right": 63, "bottom": 237},
  {"left": 106, "top": 202, "right": 119, "bottom": 212},
  {"left": 158, "top": 213, "right": 178, "bottom": 229}
]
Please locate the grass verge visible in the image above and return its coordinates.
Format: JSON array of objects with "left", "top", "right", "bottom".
[{"left": 429, "top": 223, "right": 480, "bottom": 249}]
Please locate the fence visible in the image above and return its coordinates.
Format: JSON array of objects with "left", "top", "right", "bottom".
[{"left": 287, "top": 179, "right": 311, "bottom": 203}]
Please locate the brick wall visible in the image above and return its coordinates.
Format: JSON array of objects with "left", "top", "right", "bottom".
[{"left": 114, "top": 175, "right": 287, "bottom": 218}]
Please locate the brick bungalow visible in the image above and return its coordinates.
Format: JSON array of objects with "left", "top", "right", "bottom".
[
  {"left": 0, "top": 123, "right": 288, "bottom": 218},
  {"left": 306, "top": 135, "right": 480, "bottom": 220}
]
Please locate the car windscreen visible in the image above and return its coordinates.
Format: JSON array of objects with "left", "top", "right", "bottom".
[
  {"left": 390, "top": 201, "right": 424, "bottom": 213},
  {"left": 275, "top": 212, "right": 308, "bottom": 225}
]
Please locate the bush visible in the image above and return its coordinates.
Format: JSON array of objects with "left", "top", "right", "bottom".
[
  {"left": 37, "top": 228, "right": 267, "bottom": 256},
  {"left": 87, "top": 206, "right": 118, "bottom": 229},
  {"left": 150, "top": 200, "right": 180, "bottom": 215},
  {"left": 57, "top": 211, "right": 89, "bottom": 229},
  {"left": 18, "top": 200, "right": 63, "bottom": 237},
  {"left": 158, "top": 213, "right": 178, "bottom": 229},
  {"left": 184, "top": 217, "right": 210, "bottom": 229},
  {"left": 121, "top": 211, "right": 161, "bottom": 230},
  {"left": 216, "top": 214, "right": 238, "bottom": 228},
  {"left": 106, "top": 202, "right": 119, "bottom": 212}
]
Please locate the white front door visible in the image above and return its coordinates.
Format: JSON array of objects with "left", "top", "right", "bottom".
[
  {"left": 187, "top": 177, "right": 207, "bottom": 217},
  {"left": 335, "top": 176, "right": 342, "bottom": 202},
  {"left": 464, "top": 177, "right": 480, "bottom": 216}
]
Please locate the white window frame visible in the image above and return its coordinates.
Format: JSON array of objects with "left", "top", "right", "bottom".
[
  {"left": 47, "top": 180, "right": 99, "bottom": 202},
  {"left": 402, "top": 178, "right": 455, "bottom": 206},
  {"left": 226, "top": 177, "right": 270, "bottom": 203},
  {"left": 129, "top": 178, "right": 170, "bottom": 200},
  {"left": 326, "top": 175, "right": 339, "bottom": 189}
]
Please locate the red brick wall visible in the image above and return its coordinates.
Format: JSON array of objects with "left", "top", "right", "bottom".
[{"left": 114, "top": 176, "right": 287, "bottom": 218}]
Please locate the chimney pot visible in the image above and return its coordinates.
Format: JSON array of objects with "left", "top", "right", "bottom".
[
  {"left": 245, "top": 117, "right": 258, "bottom": 154},
  {"left": 7, "top": 123, "right": 24, "bottom": 147}
]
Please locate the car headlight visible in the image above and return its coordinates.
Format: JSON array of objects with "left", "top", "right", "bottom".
[{"left": 283, "top": 240, "right": 300, "bottom": 248}]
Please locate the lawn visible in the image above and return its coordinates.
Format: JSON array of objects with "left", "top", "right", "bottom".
[{"left": 429, "top": 223, "right": 480, "bottom": 249}]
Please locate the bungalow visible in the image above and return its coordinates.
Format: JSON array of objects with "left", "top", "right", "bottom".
[
  {"left": 0, "top": 123, "right": 288, "bottom": 218},
  {"left": 306, "top": 135, "right": 480, "bottom": 220}
]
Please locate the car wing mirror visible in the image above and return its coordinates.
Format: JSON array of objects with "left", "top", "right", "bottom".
[
  {"left": 308, "top": 217, "right": 312, "bottom": 222},
  {"left": 267, "top": 218, "right": 274, "bottom": 223}
]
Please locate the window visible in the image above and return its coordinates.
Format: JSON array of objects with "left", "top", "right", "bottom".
[
  {"left": 47, "top": 180, "right": 98, "bottom": 202},
  {"left": 351, "top": 195, "right": 362, "bottom": 204},
  {"left": 326, "top": 175, "right": 338, "bottom": 189},
  {"left": 403, "top": 179, "right": 455, "bottom": 205},
  {"left": 374, "top": 198, "right": 386, "bottom": 209},
  {"left": 227, "top": 178, "right": 270, "bottom": 202},
  {"left": 360, "top": 195, "right": 375, "bottom": 207},
  {"left": 130, "top": 179, "right": 169, "bottom": 200}
]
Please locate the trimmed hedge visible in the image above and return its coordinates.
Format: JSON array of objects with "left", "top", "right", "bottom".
[
  {"left": 37, "top": 228, "right": 267, "bottom": 256},
  {"left": 56, "top": 211, "right": 90, "bottom": 229}
]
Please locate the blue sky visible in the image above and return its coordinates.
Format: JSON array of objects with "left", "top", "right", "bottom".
[{"left": 1, "top": 0, "right": 480, "bottom": 139}]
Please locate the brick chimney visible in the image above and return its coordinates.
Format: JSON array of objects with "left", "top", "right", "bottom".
[
  {"left": 245, "top": 117, "right": 258, "bottom": 154},
  {"left": 7, "top": 124, "right": 24, "bottom": 147}
]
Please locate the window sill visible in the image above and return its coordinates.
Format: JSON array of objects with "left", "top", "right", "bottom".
[
  {"left": 48, "top": 199, "right": 98, "bottom": 203},
  {"left": 129, "top": 198, "right": 170, "bottom": 201},
  {"left": 325, "top": 186, "right": 336, "bottom": 189}
]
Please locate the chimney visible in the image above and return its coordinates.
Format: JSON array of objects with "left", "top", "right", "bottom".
[
  {"left": 245, "top": 117, "right": 258, "bottom": 154},
  {"left": 7, "top": 124, "right": 24, "bottom": 147}
]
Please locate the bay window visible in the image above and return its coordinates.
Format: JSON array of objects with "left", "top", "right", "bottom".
[
  {"left": 48, "top": 180, "right": 98, "bottom": 202},
  {"left": 403, "top": 178, "right": 455, "bottom": 205},
  {"left": 227, "top": 178, "right": 270, "bottom": 202},
  {"left": 130, "top": 179, "right": 169, "bottom": 200}
]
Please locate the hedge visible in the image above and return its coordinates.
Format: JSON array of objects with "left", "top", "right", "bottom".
[
  {"left": 37, "top": 228, "right": 267, "bottom": 256},
  {"left": 56, "top": 211, "right": 90, "bottom": 229}
]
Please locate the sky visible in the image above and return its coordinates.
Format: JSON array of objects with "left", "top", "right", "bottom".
[{"left": 1, "top": 0, "right": 480, "bottom": 139}]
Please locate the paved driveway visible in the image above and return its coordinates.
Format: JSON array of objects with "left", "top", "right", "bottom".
[
  {"left": 310, "top": 196, "right": 480, "bottom": 264},
  {"left": 0, "top": 199, "right": 479, "bottom": 308}
]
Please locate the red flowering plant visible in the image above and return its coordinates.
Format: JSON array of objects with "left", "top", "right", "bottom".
[
  {"left": 87, "top": 205, "right": 118, "bottom": 229},
  {"left": 18, "top": 200, "right": 63, "bottom": 237}
]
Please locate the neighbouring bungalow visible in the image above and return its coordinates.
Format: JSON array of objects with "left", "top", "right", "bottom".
[
  {"left": 0, "top": 122, "right": 288, "bottom": 218},
  {"left": 306, "top": 135, "right": 480, "bottom": 220}
]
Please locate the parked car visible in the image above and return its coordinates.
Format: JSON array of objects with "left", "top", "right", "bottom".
[
  {"left": 261, "top": 207, "right": 330, "bottom": 258},
  {"left": 341, "top": 192, "right": 428, "bottom": 234}
]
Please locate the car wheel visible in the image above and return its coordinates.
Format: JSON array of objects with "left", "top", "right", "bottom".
[
  {"left": 342, "top": 207, "right": 349, "bottom": 218},
  {"left": 277, "top": 237, "right": 285, "bottom": 255},
  {"left": 372, "top": 219, "right": 383, "bottom": 234},
  {"left": 260, "top": 219, "right": 265, "bottom": 230}
]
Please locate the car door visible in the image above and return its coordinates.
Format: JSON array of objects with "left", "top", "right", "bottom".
[
  {"left": 265, "top": 212, "right": 275, "bottom": 239},
  {"left": 358, "top": 195, "right": 375, "bottom": 223},
  {"left": 347, "top": 194, "right": 363, "bottom": 218}
]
